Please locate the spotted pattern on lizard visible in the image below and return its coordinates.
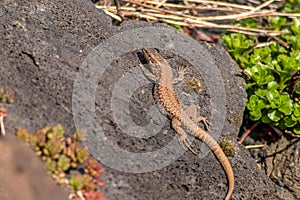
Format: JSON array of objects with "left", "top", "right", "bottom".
[{"left": 138, "top": 48, "right": 234, "bottom": 200}]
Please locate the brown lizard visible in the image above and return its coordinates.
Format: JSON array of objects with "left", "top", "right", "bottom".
[{"left": 139, "top": 48, "right": 234, "bottom": 200}]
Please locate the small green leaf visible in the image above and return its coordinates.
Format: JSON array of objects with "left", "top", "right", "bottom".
[
  {"left": 284, "top": 116, "right": 297, "bottom": 127},
  {"left": 267, "top": 109, "right": 283, "bottom": 122},
  {"left": 270, "top": 42, "right": 288, "bottom": 54},
  {"left": 292, "top": 113, "right": 300, "bottom": 122},
  {"left": 169, "top": 23, "right": 183, "bottom": 31},
  {"left": 255, "top": 89, "right": 268, "bottom": 98},
  {"left": 247, "top": 95, "right": 267, "bottom": 110},
  {"left": 267, "top": 81, "right": 278, "bottom": 90},
  {"left": 248, "top": 65, "right": 274, "bottom": 86},
  {"left": 284, "top": 0, "right": 300, "bottom": 13},
  {"left": 254, "top": 46, "right": 272, "bottom": 59},
  {"left": 291, "top": 18, "right": 300, "bottom": 35},
  {"left": 295, "top": 87, "right": 300, "bottom": 94},
  {"left": 244, "top": 68, "right": 252, "bottom": 77},
  {"left": 266, "top": 90, "right": 280, "bottom": 108},
  {"left": 249, "top": 53, "right": 261, "bottom": 64},
  {"left": 278, "top": 120, "right": 286, "bottom": 130},
  {"left": 277, "top": 53, "right": 300, "bottom": 74},
  {"left": 277, "top": 94, "right": 294, "bottom": 115},
  {"left": 269, "top": 16, "right": 287, "bottom": 30},
  {"left": 279, "top": 104, "right": 293, "bottom": 115},
  {"left": 249, "top": 109, "right": 262, "bottom": 120},
  {"left": 239, "top": 18, "right": 259, "bottom": 28},
  {"left": 264, "top": 75, "right": 275, "bottom": 84},
  {"left": 293, "top": 127, "right": 300, "bottom": 134},
  {"left": 293, "top": 103, "right": 300, "bottom": 117},
  {"left": 262, "top": 115, "right": 272, "bottom": 123},
  {"left": 239, "top": 54, "right": 252, "bottom": 68},
  {"left": 222, "top": 34, "right": 254, "bottom": 61}
]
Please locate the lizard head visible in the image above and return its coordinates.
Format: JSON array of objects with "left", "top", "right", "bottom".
[
  {"left": 142, "top": 48, "right": 162, "bottom": 64},
  {"left": 141, "top": 48, "right": 167, "bottom": 77}
]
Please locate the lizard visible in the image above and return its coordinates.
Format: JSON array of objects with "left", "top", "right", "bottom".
[{"left": 138, "top": 48, "right": 234, "bottom": 200}]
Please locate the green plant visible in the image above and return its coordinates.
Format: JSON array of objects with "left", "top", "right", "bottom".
[
  {"left": 0, "top": 87, "right": 13, "bottom": 104},
  {"left": 222, "top": 2, "right": 300, "bottom": 134},
  {"left": 16, "top": 125, "right": 105, "bottom": 200},
  {"left": 283, "top": 0, "right": 300, "bottom": 13},
  {"left": 219, "top": 139, "right": 236, "bottom": 157},
  {"left": 185, "top": 77, "right": 202, "bottom": 92}
]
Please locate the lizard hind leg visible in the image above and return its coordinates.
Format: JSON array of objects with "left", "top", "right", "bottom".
[
  {"left": 184, "top": 105, "right": 210, "bottom": 131},
  {"left": 171, "top": 118, "right": 197, "bottom": 154}
]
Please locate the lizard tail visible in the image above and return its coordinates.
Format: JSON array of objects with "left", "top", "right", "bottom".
[{"left": 195, "top": 128, "right": 234, "bottom": 200}]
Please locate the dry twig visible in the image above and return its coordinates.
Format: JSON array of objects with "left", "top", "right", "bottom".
[
  {"left": 0, "top": 107, "right": 7, "bottom": 136},
  {"left": 96, "top": 0, "right": 300, "bottom": 36},
  {"left": 238, "top": 121, "right": 260, "bottom": 144}
]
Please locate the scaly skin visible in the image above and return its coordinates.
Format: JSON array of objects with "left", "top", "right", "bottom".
[{"left": 139, "top": 48, "right": 234, "bottom": 200}]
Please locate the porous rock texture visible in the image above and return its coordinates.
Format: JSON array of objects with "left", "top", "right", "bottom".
[
  {"left": 0, "top": 0, "right": 276, "bottom": 199},
  {"left": 263, "top": 136, "right": 300, "bottom": 200}
]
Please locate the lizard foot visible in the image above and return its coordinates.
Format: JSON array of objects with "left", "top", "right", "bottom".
[
  {"left": 173, "top": 65, "right": 188, "bottom": 84},
  {"left": 178, "top": 135, "right": 197, "bottom": 154},
  {"left": 198, "top": 116, "right": 210, "bottom": 131},
  {"left": 177, "top": 65, "right": 188, "bottom": 76}
]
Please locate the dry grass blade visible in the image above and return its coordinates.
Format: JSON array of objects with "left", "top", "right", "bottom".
[
  {"left": 0, "top": 107, "right": 7, "bottom": 136},
  {"left": 179, "top": 0, "right": 255, "bottom": 10},
  {"left": 96, "top": 0, "right": 300, "bottom": 36}
]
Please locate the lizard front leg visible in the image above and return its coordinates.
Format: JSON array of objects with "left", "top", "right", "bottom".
[
  {"left": 173, "top": 65, "right": 187, "bottom": 84},
  {"left": 139, "top": 63, "right": 158, "bottom": 82}
]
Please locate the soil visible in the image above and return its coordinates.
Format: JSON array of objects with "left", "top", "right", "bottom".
[
  {"left": 241, "top": 123, "right": 300, "bottom": 200},
  {"left": 0, "top": 0, "right": 279, "bottom": 199},
  {"left": 263, "top": 136, "right": 300, "bottom": 200}
]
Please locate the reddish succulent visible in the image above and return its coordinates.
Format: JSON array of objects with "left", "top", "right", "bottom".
[{"left": 16, "top": 125, "right": 105, "bottom": 200}]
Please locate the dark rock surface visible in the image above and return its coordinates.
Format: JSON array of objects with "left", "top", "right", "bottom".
[
  {"left": 0, "top": 135, "right": 69, "bottom": 200},
  {"left": 263, "top": 136, "right": 300, "bottom": 200},
  {"left": 1, "top": 0, "right": 277, "bottom": 199}
]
